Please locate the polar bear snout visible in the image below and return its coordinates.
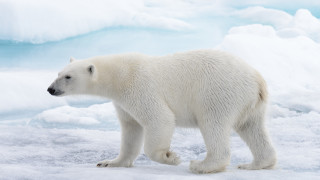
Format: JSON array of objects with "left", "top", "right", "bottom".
[
  {"left": 47, "top": 86, "right": 64, "bottom": 96},
  {"left": 47, "top": 87, "right": 55, "bottom": 95}
]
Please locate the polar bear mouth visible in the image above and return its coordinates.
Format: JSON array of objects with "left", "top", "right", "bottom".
[{"left": 53, "top": 90, "right": 64, "bottom": 96}]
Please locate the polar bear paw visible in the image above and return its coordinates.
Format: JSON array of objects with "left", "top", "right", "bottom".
[
  {"left": 238, "top": 164, "right": 258, "bottom": 170},
  {"left": 189, "top": 160, "right": 226, "bottom": 174},
  {"left": 162, "top": 151, "right": 181, "bottom": 165},
  {"left": 238, "top": 157, "right": 276, "bottom": 170},
  {"left": 96, "top": 159, "right": 133, "bottom": 168},
  {"left": 238, "top": 161, "right": 276, "bottom": 170},
  {"left": 147, "top": 150, "right": 181, "bottom": 165}
]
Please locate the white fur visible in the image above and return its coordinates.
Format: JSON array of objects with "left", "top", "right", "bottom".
[{"left": 49, "top": 50, "right": 276, "bottom": 173}]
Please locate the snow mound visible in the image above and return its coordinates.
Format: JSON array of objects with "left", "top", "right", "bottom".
[
  {"left": 30, "top": 103, "right": 118, "bottom": 130},
  {"left": 236, "top": 7, "right": 320, "bottom": 42},
  {"left": 0, "top": 70, "right": 108, "bottom": 120},
  {"left": 217, "top": 24, "right": 320, "bottom": 113},
  {"left": 235, "top": 6, "right": 293, "bottom": 28},
  {"left": 0, "top": 70, "right": 66, "bottom": 115},
  {"left": 0, "top": 0, "right": 201, "bottom": 43}
]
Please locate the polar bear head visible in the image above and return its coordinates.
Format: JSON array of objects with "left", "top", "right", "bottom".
[{"left": 47, "top": 57, "right": 97, "bottom": 96}]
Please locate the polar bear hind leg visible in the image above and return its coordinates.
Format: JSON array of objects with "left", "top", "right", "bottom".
[{"left": 236, "top": 104, "right": 277, "bottom": 170}]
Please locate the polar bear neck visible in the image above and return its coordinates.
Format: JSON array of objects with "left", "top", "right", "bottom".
[{"left": 86, "top": 53, "right": 147, "bottom": 100}]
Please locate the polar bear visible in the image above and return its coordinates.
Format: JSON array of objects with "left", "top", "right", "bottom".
[{"left": 48, "top": 50, "right": 276, "bottom": 173}]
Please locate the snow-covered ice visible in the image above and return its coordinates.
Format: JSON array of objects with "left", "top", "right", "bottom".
[
  {"left": 1, "top": 0, "right": 320, "bottom": 179},
  {"left": 1, "top": 104, "right": 320, "bottom": 179}
]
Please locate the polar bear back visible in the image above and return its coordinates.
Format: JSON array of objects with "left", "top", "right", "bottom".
[
  {"left": 135, "top": 50, "right": 263, "bottom": 127},
  {"left": 88, "top": 50, "right": 266, "bottom": 128}
]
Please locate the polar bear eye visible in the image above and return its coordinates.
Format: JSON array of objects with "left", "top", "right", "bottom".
[{"left": 65, "top": 75, "right": 71, "bottom": 79}]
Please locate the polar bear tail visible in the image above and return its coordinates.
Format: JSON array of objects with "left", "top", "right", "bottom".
[{"left": 256, "top": 71, "right": 268, "bottom": 103}]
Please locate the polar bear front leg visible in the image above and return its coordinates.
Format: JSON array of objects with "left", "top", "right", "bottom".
[
  {"left": 143, "top": 110, "right": 181, "bottom": 165},
  {"left": 190, "top": 117, "right": 231, "bottom": 173},
  {"left": 97, "top": 106, "right": 144, "bottom": 168},
  {"left": 144, "top": 124, "right": 181, "bottom": 165}
]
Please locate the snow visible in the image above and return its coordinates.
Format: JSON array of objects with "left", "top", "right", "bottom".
[
  {"left": 30, "top": 103, "right": 118, "bottom": 130},
  {"left": 0, "top": 70, "right": 65, "bottom": 115},
  {"left": 1, "top": 0, "right": 320, "bottom": 179},
  {"left": 234, "top": 6, "right": 294, "bottom": 29},
  {"left": 0, "top": 105, "right": 320, "bottom": 179},
  {"left": 3, "top": 0, "right": 319, "bottom": 44},
  {"left": 0, "top": 0, "right": 210, "bottom": 43},
  {"left": 0, "top": 70, "right": 105, "bottom": 116},
  {"left": 235, "top": 7, "right": 320, "bottom": 41},
  {"left": 217, "top": 24, "right": 320, "bottom": 113}
]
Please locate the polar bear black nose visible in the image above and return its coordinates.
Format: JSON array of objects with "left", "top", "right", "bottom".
[{"left": 47, "top": 87, "right": 55, "bottom": 95}]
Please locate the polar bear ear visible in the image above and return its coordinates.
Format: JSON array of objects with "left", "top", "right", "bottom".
[
  {"left": 87, "top": 65, "right": 95, "bottom": 75},
  {"left": 70, "top": 57, "right": 76, "bottom": 63},
  {"left": 87, "top": 65, "right": 98, "bottom": 81}
]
